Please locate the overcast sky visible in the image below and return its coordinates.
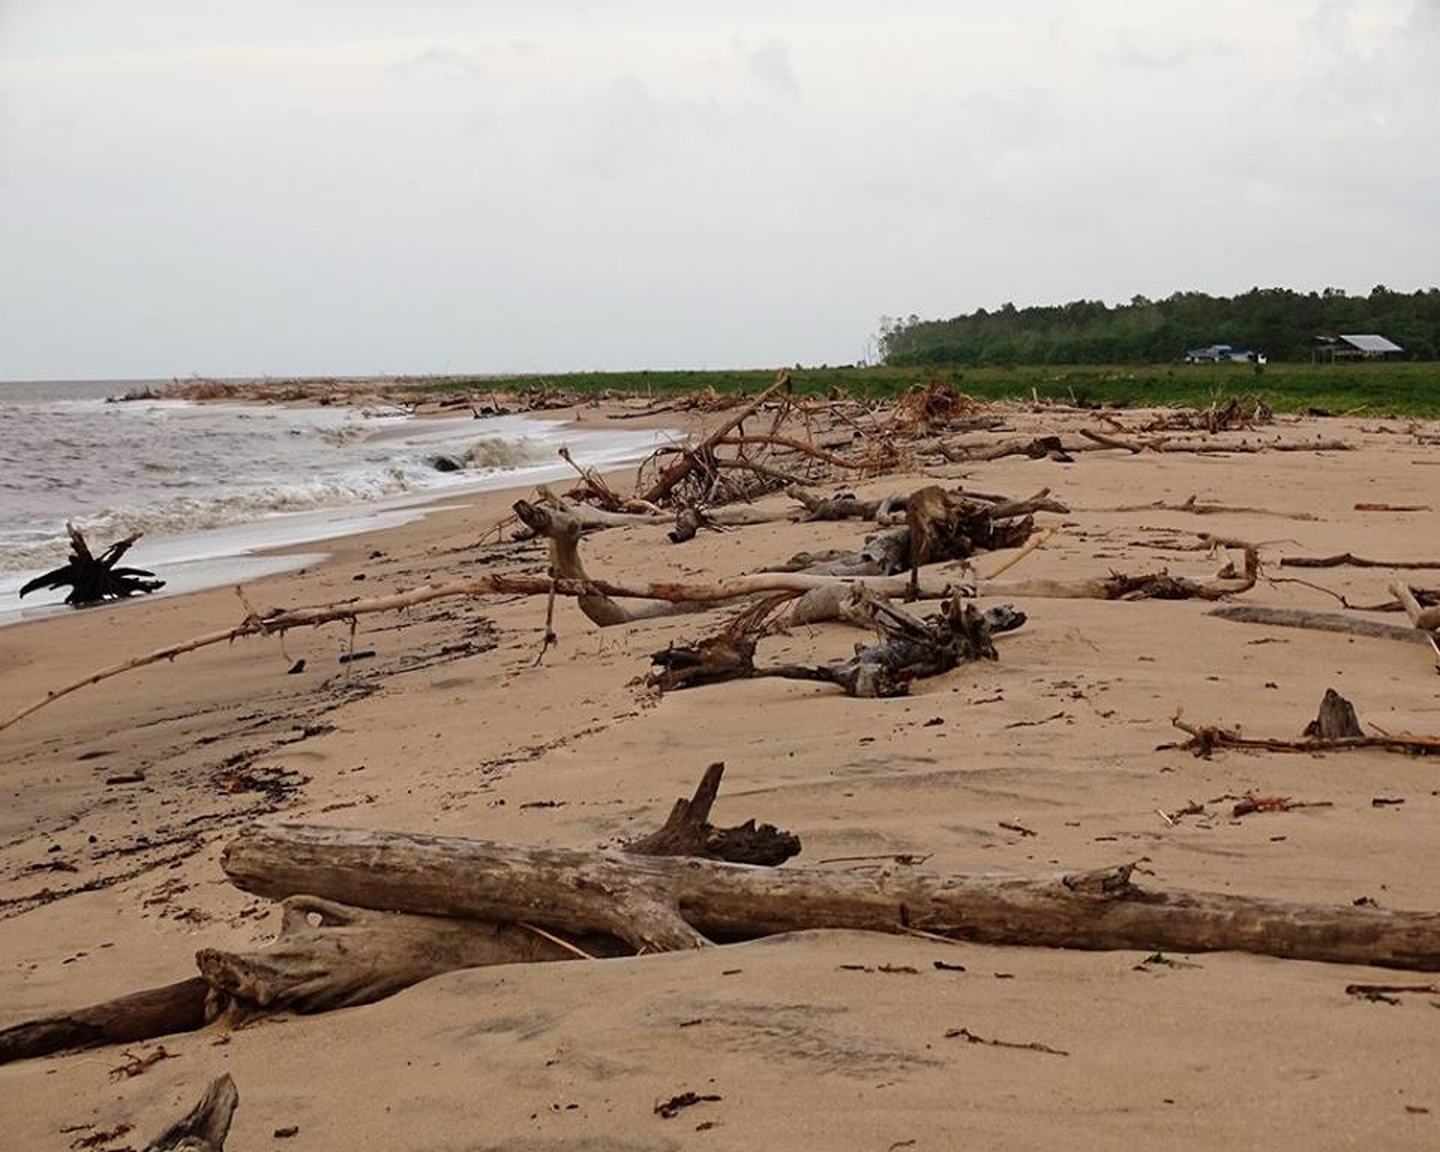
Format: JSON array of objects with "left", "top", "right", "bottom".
[{"left": 1, "top": 1, "right": 1436, "bottom": 379}]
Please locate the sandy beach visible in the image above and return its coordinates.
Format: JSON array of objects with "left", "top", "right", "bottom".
[{"left": 2, "top": 397, "right": 1439, "bottom": 1151}]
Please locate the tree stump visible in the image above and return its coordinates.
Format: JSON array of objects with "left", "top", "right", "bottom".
[
  {"left": 19, "top": 525, "right": 164, "bottom": 606},
  {"left": 623, "top": 762, "right": 800, "bottom": 866},
  {"left": 1305, "top": 689, "right": 1365, "bottom": 740},
  {"left": 144, "top": 1074, "right": 238, "bottom": 1152}
]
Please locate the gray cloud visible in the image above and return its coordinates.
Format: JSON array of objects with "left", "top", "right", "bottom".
[{"left": 0, "top": 0, "right": 1435, "bottom": 379}]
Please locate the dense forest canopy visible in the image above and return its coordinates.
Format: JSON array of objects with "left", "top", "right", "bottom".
[{"left": 879, "top": 286, "right": 1440, "bottom": 365}]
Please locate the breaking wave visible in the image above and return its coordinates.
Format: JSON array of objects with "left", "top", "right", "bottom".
[{"left": 0, "top": 388, "right": 655, "bottom": 577}]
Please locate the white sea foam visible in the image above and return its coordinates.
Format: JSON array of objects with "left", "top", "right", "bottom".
[{"left": 0, "top": 381, "right": 673, "bottom": 622}]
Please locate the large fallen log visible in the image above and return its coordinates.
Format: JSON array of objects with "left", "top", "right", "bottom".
[
  {"left": 0, "top": 765, "right": 798, "bottom": 1062},
  {"left": 197, "top": 896, "right": 597, "bottom": 1022},
  {"left": 223, "top": 822, "right": 1440, "bottom": 971}
]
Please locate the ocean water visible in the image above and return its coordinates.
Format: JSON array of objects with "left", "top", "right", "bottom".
[{"left": 0, "top": 380, "right": 670, "bottom": 622}]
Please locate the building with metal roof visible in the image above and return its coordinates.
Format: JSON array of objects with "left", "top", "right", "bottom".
[{"left": 1313, "top": 334, "right": 1404, "bottom": 360}]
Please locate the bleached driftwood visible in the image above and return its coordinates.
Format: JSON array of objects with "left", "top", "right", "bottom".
[
  {"left": 1391, "top": 581, "right": 1440, "bottom": 633},
  {"left": 0, "top": 765, "right": 799, "bottom": 1060},
  {"left": 197, "top": 896, "right": 603, "bottom": 1022},
  {"left": 222, "top": 822, "right": 1440, "bottom": 971},
  {"left": 1209, "top": 605, "right": 1437, "bottom": 646}
]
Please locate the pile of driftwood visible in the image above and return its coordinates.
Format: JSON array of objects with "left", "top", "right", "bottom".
[{"left": 10, "top": 370, "right": 1382, "bottom": 734}]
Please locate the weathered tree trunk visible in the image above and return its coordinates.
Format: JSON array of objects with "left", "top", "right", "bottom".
[
  {"left": 0, "top": 977, "right": 209, "bottom": 1065},
  {"left": 0, "top": 766, "right": 793, "bottom": 1062},
  {"left": 772, "top": 488, "right": 1061, "bottom": 579},
  {"left": 222, "top": 823, "right": 1440, "bottom": 971},
  {"left": 758, "top": 596, "right": 1023, "bottom": 698},
  {"left": 513, "top": 498, "right": 706, "bottom": 625}
]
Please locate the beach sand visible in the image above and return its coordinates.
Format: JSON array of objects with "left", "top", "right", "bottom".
[{"left": 2, "top": 403, "right": 1438, "bottom": 1150}]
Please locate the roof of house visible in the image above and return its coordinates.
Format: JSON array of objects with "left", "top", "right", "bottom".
[{"left": 1338, "top": 334, "right": 1404, "bottom": 353}]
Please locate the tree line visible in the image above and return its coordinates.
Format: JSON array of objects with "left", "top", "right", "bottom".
[{"left": 879, "top": 286, "right": 1440, "bottom": 365}]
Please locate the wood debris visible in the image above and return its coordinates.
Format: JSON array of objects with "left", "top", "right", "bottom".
[
  {"left": 943, "top": 1026, "right": 1069, "bottom": 1057},
  {"left": 19, "top": 525, "right": 164, "bottom": 607}
]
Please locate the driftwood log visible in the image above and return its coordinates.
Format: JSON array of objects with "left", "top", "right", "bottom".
[
  {"left": 1280, "top": 552, "right": 1440, "bottom": 570},
  {"left": 1392, "top": 581, "right": 1440, "bottom": 633},
  {"left": 0, "top": 977, "right": 210, "bottom": 1065},
  {"left": 1209, "top": 605, "right": 1439, "bottom": 646},
  {"left": 649, "top": 592, "right": 1024, "bottom": 698},
  {"left": 144, "top": 1073, "right": 239, "bottom": 1152},
  {"left": 223, "top": 822, "right": 1440, "bottom": 971},
  {"left": 1165, "top": 691, "right": 1440, "bottom": 758},
  {"left": 197, "top": 897, "right": 606, "bottom": 1022},
  {"left": 19, "top": 525, "right": 164, "bottom": 606},
  {"left": 0, "top": 765, "right": 798, "bottom": 1062},
  {"left": 773, "top": 486, "right": 1063, "bottom": 578}
]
